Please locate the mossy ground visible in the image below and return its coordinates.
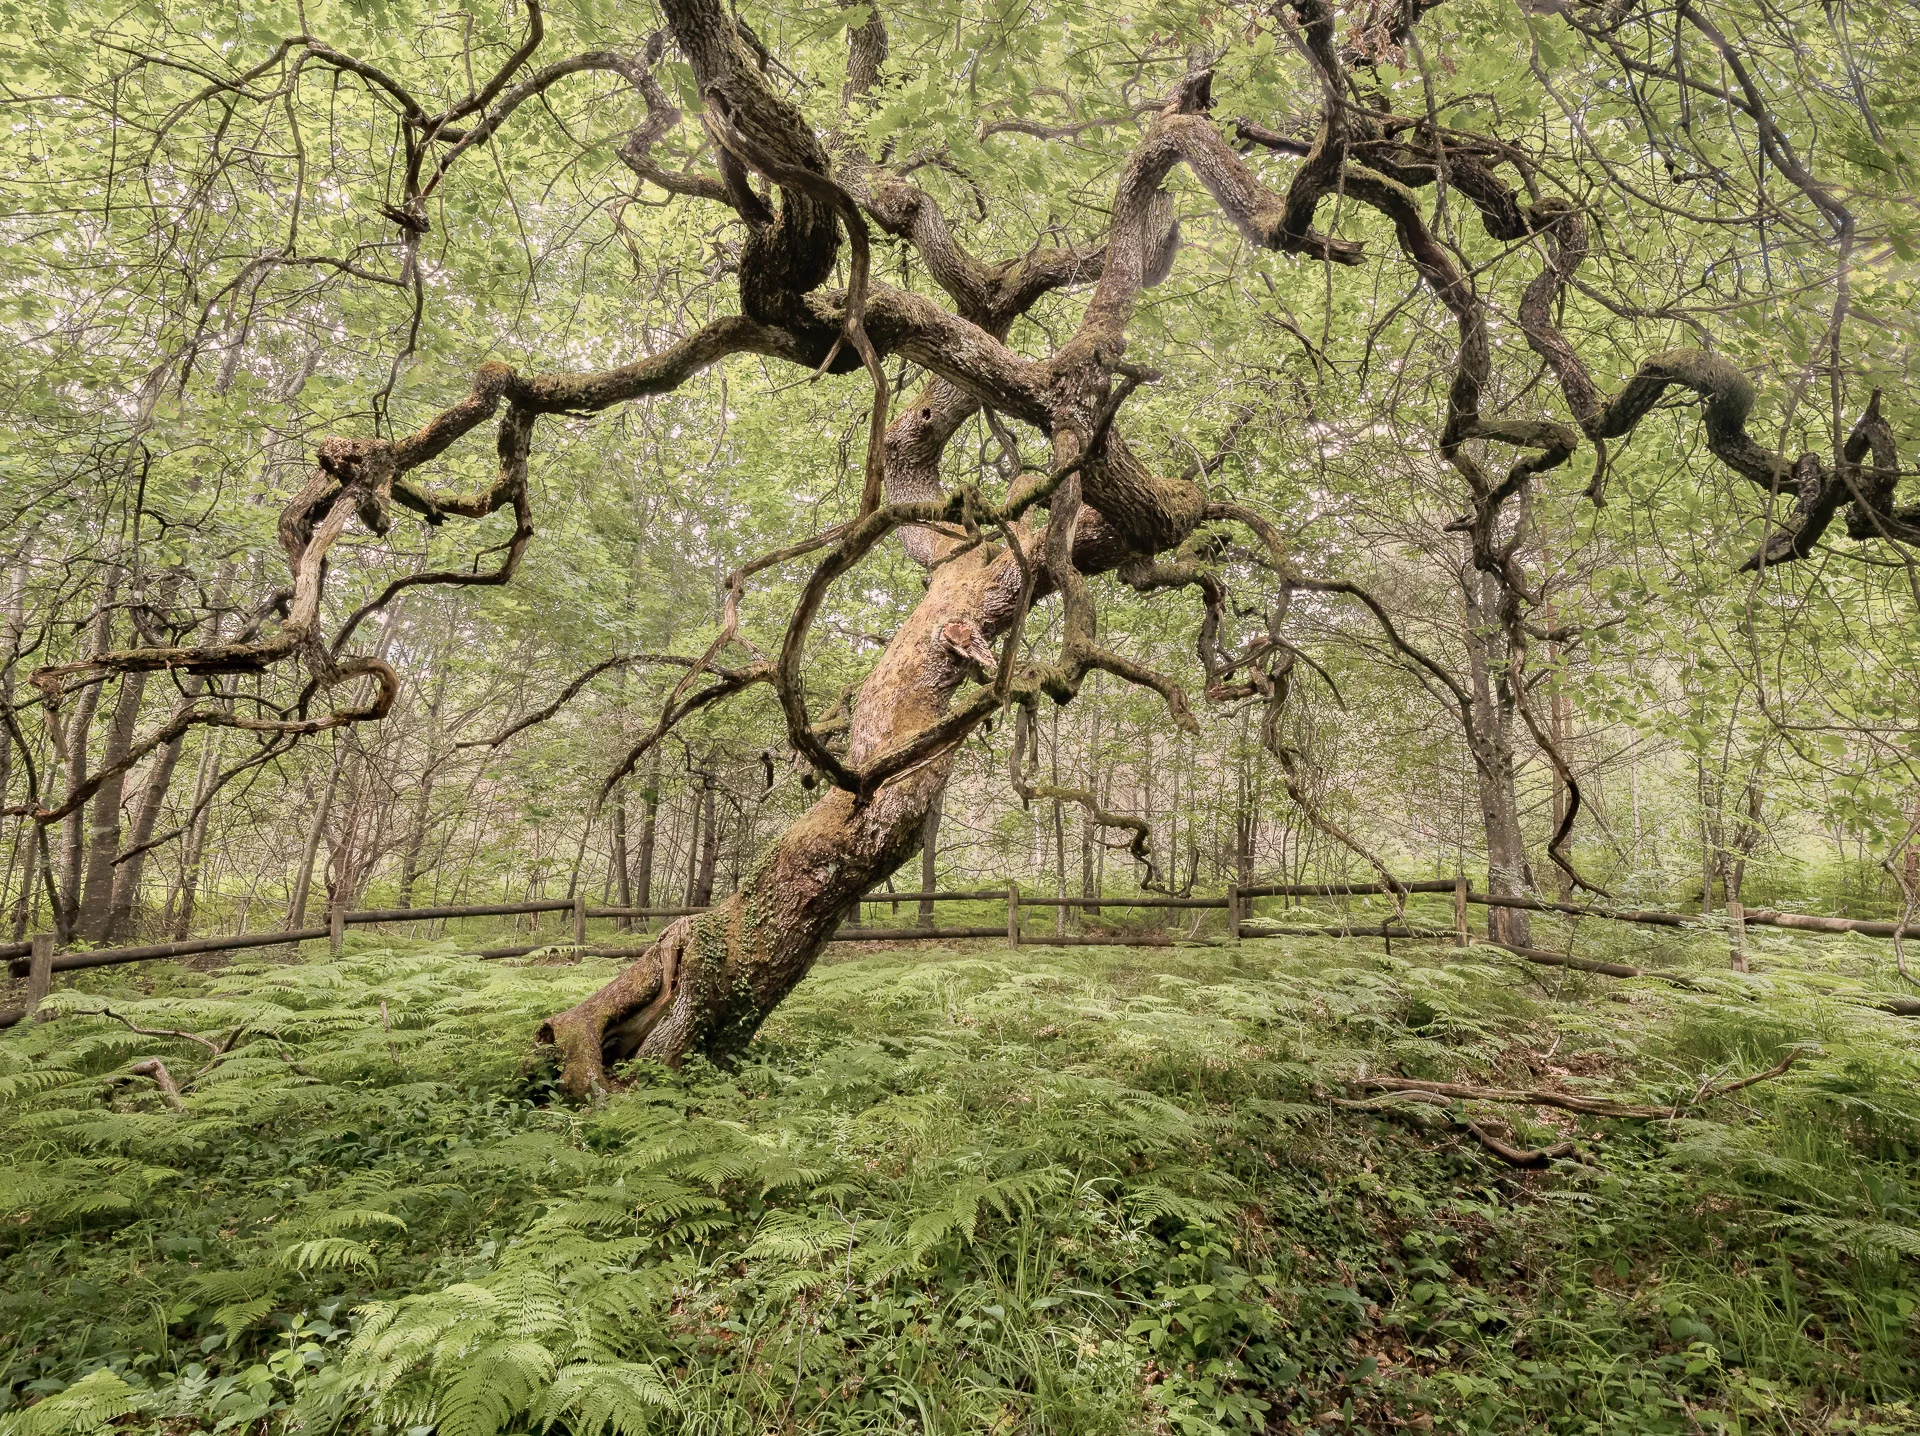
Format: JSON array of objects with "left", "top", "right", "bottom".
[{"left": 2, "top": 923, "right": 1918, "bottom": 1434}]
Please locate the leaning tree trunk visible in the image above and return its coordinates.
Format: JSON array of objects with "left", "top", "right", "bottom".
[
  {"left": 540, "top": 534, "right": 1029, "bottom": 1095},
  {"left": 537, "top": 0, "right": 1216, "bottom": 1095}
]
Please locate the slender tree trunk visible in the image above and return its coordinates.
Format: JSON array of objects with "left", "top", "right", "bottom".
[
  {"left": 74, "top": 668, "right": 149, "bottom": 942},
  {"left": 918, "top": 792, "right": 941, "bottom": 927},
  {"left": 1080, "top": 811, "right": 1096, "bottom": 909},
  {"left": 168, "top": 734, "right": 223, "bottom": 939},
  {"left": 1141, "top": 730, "right": 1155, "bottom": 883},
  {"left": 9, "top": 825, "right": 40, "bottom": 941},
  {"left": 1725, "top": 778, "right": 1763, "bottom": 972},
  {"left": 1095, "top": 763, "right": 1111, "bottom": 905},
  {"left": 1159, "top": 733, "right": 1175, "bottom": 890},
  {"left": 106, "top": 679, "right": 200, "bottom": 941},
  {"left": 635, "top": 762, "right": 659, "bottom": 910},
  {"left": 1546, "top": 638, "right": 1573, "bottom": 903},
  {"left": 1050, "top": 709, "right": 1067, "bottom": 934},
  {"left": 611, "top": 799, "right": 633, "bottom": 930},
  {"left": 56, "top": 678, "right": 103, "bottom": 941},
  {"left": 1090, "top": 702, "right": 1105, "bottom": 913},
  {"left": 681, "top": 784, "right": 703, "bottom": 908},
  {"left": 693, "top": 782, "right": 719, "bottom": 906},
  {"left": 0, "top": 566, "right": 26, "bottom": 934},
  {"left": 289, "top": 741, "right": 345, "bottom": 929},
  {"left": 1697, "top": 750, "right": 1720, "bottom": 915},
  {"left": 0, "top": 563, "right": 22, "bottom": 841},
  {"left": 57, "top": 575, "right": 121, "bottom": 940},
  {"left": 397, "top": 671, "right": 447, "bottom": 910},
  {"left": 397, "top": 773, "right": 435, "bottom": 909},
  {"left": 1463, "top": 574, "right": 1531, "bottom": 946}
]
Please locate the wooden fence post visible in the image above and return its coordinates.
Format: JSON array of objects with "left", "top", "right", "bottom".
[
  {"left": 329, "top": 899, "right": 345, "bottom": 954},
  {"left": 1227, "top": 883, "right": 1241, "bottom": 940},
  {"left": 573, "top": 892, "right": 587, "bottom": 948},
  {"left": 1007, "top": 881, "right": 1020, "bottom": 948},
  {"left": 26, "top": 933, "right": 53, "bottom": 1017},
  {"left": 1453, "top": 874, "right": 1469, "bottom": 948}
]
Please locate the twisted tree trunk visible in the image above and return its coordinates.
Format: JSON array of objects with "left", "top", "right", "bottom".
[{"left": 539, "top": 533, "right": 1033, "bottom": 1090}]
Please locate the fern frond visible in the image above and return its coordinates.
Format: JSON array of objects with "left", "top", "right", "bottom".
[
  {"left": 433, "top": 1338, "right": 556, "bottom": 1436},
  {"left": 282, "top": 1207, "right": 409, "bottom": 1237},
  {"left": 0, "top": 1369, "right": 144, "bottom": 1436},
  {"left": 213, "top": 1296, "right": 276, "bottom": 1337},
  {"left": 742, "top": 1209, "right": 847, "bottom": 1262},
  {"left": 1123, "top": 1183, "right": 1234, "bottom": 1229},
  {"left": 533, "top": 1360, "right": 679, "bottom": 1436},
  {"left": 279, "top": 1236, "right": 378, "bottom": 1272}
]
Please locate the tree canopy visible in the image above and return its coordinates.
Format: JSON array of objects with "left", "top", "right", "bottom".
[{"left": 3, "top": 0, "right": 1919, "bottom": 1093}]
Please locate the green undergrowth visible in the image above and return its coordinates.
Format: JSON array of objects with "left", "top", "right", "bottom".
[{"left": 2, "top": 934, "right": 1918, "bottom": 1434}]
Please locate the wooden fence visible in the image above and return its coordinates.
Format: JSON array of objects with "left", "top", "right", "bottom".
[{"left": 6, "top": 877, "right": 1918, "bottom": 1027}]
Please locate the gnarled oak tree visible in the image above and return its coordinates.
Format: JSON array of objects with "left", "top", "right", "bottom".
[{"left": 12, "top": 0, "right": 1916, "bottom": 1095}]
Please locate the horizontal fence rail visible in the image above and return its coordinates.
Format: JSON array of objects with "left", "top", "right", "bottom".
[
  {"left": 1238, "top": 880, "right": 1460, "bottom": 898},
  {"left": 8, "top": 877, "right": 1920, "bottom": 1031}
]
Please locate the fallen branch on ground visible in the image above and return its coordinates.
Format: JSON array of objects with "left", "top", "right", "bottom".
[
  {"left": 1319, "top": 1052, "right": 1805, "bottom": 1168},
  {"left": 1323, "top": 1088, "right": 1580, "bottom": 1167},
  {"left": 1353, "top": 1050, "right": 1802, "bottom": 1121}
]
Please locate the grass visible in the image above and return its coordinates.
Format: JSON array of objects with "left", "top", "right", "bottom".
[{"left": 1, "top": 925, "right": 1917, "bottom": 1434}]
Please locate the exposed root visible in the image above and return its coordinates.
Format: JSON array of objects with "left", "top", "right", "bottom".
[{"left": 536, "top": 924, "right": 685, "bottom": 1099}]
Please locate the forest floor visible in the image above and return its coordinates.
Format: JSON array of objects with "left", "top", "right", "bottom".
[{"left": 2, "top": 920, "right": 1918, "bottom": 1435}]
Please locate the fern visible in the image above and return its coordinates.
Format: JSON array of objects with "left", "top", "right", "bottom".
[
  {"left": 533, "top": 1361, "right": 679, "bottom": 1436},
  {"left": 5, "top": 934, "right": 1919, "bottom": 1434},
  {"left": 0, "top": 1370, "right": 143, "bottom": 1436},
  {"left": 742, "top": 1209, "right": 848, "bottom": 1262},
  {"left": 279, "top": 1236, "right": 380, "bottom": 1272}
]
